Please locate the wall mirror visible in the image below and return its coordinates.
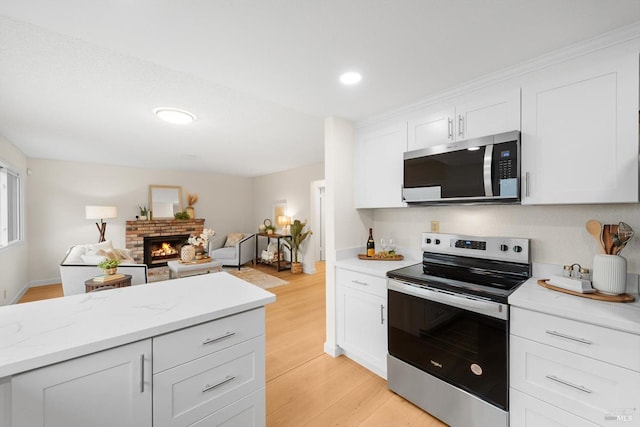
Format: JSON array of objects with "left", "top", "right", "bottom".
[{"left": 149, "top": 185, "right": 183, "bottom": 219}]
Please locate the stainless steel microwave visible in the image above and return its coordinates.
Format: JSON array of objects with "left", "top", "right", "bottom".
[{"left": 402, "top": 130, "right": 520, "bottom": 205}]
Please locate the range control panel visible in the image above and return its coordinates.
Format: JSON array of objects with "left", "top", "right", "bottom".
[{"left": 422, "top": 232, "right": 530, "bottom": 263}]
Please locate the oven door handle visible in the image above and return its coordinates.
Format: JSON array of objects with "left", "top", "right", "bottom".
[{"left": 388, "top": 279, "right": 507, "bottom": 320}]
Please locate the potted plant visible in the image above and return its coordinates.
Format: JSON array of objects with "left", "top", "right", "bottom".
[
  {"left": 97, "top": 259, "right": 120, "bottom": 275},
  {"left": 186, "top": 192, "right": 198, "bottom": 219},
  {"left": 282, "top": 219, "right": 312, "bottom": 274},
  {"left": 138, "top": 205, "right": 148, "bottom": 220}
]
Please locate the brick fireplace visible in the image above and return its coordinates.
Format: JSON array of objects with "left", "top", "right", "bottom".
[{"left": 125, "top": 219, "right": 205, "bottom": 266}]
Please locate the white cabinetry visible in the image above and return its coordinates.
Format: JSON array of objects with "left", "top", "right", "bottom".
[
  {"left": 510, "top": 307, "right": 640, "bottom": 426},
  {"left": 11, "top": 339, "right": 152, "bottom": 427},
  {"left": 336, "top": 268, "right": 387, "bottom": 378},
  {"left": 355, "top": 120, "right": 407, "bottom": 208},
  {"left": 407, "top": 87, "right": 520, "bottom": 150},
  {"left": 521, "top": 39, "right": 639, "bottom": 204},
  {"left": 0, "top": 377, "right": 9, "bottom": 427},
  {"left": 153, "top": 308, "right": 266, "bottom": 427}
]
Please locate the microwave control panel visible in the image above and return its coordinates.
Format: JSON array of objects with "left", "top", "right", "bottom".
[{"left": 496, "top": 146, "right": 516, "bottom": 179}]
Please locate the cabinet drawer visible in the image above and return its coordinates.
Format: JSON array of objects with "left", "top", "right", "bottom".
[
  {"left": 153, "top": 336, "right": 265, "bottom": 427},
  {"left": 153, "top": 308, "right": 264, "bottom": 373},
  {"left": 189, "top": 389, "right": 265, "bottom": 427},
  {"left": 510, "top": 335, "right": 640, "bottom": 425},
  {"left": 336, "top": 268, "right": 386, "bottom": 297},
  {"left": 511, "top": 307, "right": 640, "bottom": 371},
  {"left": 510, "top": 388, "right": 600, "bottom": 427}
]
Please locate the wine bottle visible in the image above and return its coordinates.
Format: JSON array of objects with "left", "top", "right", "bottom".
[{"left": 367, "top": 228, "right": 375, "bottom": 257}]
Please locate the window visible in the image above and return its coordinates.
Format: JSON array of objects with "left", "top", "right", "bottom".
[{"left": 0, "top": 165, "right": 23, "bottom": 247}]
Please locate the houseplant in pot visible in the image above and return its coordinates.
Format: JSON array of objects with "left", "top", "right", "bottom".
[
  {"left": 282, "top": 219, "right": 312, "bottom": 274},
  {"left": 97, "top": 259, "right": 120, "bottom": 275}
]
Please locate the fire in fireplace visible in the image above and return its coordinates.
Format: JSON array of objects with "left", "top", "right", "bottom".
[{"left": 143, "top": 234, "right": 189, "bottom": 267}]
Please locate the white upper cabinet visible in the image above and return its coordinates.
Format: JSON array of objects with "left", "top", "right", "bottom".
[
  {"left": 355, "top": 120, "right": 407, "bottom": 208},
  {"left": 521, "top": 40, "right": 639, "bottom": 205},
  {"left": 408, "top": 88, "right": 521, "bottom": 151}
]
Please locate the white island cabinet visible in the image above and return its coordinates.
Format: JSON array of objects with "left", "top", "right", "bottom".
[
  {"left": 0, "top": 272, "right": 275, "bottom": 427},
  {"left": 12, "top": 340, "right": 152, "bottom": 427},
  {"left": 521, "top": 38, "right": 639, "bottom": 205}
]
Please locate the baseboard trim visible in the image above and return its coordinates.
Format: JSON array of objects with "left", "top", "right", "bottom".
[{"left": 324, "top": 342, "right": 343, "bottom": 357}]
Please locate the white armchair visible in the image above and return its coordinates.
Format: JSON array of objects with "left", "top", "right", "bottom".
[
  {"left": 59, "top": 241, "right": 148, "bottom": 296},
  {"left": 207, "top": 233, "right": 256, "bottom": 270}
]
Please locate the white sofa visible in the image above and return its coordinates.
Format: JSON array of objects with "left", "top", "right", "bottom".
[
  {"left": 59, "top": 241, "right": 148, "bottom": 296},
  {"left": 207, "top": 233, "right": 256, "bottom": 270}
]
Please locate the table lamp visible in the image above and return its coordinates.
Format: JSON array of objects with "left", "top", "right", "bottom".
[{"left": 85, "top": 205, "right": 117, "bottom": 242}]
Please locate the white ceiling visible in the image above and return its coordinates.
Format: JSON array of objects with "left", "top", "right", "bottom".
[{"left": 0, "top": 1, "right": 639, "bottom": 177}]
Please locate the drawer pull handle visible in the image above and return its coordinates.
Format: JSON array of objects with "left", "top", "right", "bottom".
[
  {"left": 545, "top": 330, "right": 593, "bottom": 345},
  {"left": 202, "top": 375, "right": 236, "bottom": 393},
  {"left": 351, "top": 280, "right": 368, "bottom": 286},
  {"left": 545, "top": 375, "right": 592, "bottom": 394},
  {"left": 202, "top": 332, "right": 236, "bottom": 345}
]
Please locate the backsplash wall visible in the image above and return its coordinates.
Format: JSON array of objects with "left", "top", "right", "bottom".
[{"left": 372, "top": 203, "right": 640, "bottom": 274}]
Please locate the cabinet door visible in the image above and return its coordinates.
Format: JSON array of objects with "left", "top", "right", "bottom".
[
  {"left": 407, "top": 106, "right": 455, "bottom": 150},
  {"left": 456, "top": 88, "right": 521, "bottom": 140},
  {"left": 336, "top": 284, "right": 387, "bottom": 377},
  {"left": 510, "top": 388, "right": 600, "bottom": 427},
  {"left": 521, "top": 40, "right": 639, "bottom": 204},
  {"left": 0, "top": 378, "right": 9, "bottom": 427},
  {"left": 12, "top": 340, "right": 152, "bottom": 427},
  {"left": 355, "top": 121, "right": 407, "bottom": 208}
]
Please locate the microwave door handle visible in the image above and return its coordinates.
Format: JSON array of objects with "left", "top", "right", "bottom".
[{"left": 483, "top": 144, "right": 493, "bottom": 197}]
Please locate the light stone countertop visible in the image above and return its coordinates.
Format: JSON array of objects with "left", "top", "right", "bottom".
[
  {"left": 0, "top": 272, "right": 276, "bottom": 378},
  {"left": 335, "top": 254, "right": 420, "bottom": 278},
  {"left": 509, "top": 276, "right": 640, "bottom": 335}
]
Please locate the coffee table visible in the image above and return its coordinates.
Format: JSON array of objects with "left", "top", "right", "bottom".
[{"left": 167, "top": 259, "right": 224, "bottom": 279}]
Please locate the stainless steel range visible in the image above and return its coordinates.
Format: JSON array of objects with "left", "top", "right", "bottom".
[{"left": 386, "top": 232, "right": 531, "bottom": 427}]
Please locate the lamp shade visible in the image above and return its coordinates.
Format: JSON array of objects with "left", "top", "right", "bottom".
[
  {"left": 85, "top": 206, "right": 117, "bottom": 220},
  {"left": 277, "top": 215, "right": 291, "bottom": 227}
]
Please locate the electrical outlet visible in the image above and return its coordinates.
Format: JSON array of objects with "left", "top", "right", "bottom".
[{"left": 430, "top": 221, "right": 440, "bottom": 233}]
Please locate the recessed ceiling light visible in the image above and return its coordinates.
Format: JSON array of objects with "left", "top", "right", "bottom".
[
  {"left": 339, "top": 71, "right": 362, "bottom": 85},
  {"left": 154, "top": 107, "right": 196, "bottom": 124}
]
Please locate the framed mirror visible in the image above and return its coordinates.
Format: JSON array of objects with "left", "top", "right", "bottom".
[{"left": 149, "top": 185, "right": 183, "bottom": 219}]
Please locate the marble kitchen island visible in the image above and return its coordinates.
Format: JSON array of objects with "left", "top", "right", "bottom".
[{"left": 0, "top": 272, "right": 276, "bottom": 427}]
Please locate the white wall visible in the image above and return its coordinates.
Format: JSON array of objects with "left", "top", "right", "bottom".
[
  {"left": 0, "top": 135, "right": 28, "bottom": 304},
  {"left": 27, "top": 158, "right": 254, "bottom": 284},
  {"left": 372, "top": 203, "right": 640, "bottom": 273},
  {"left": 324, "top": 117, "right": 365, "bottom": 356},
  {"left": 251, "top": 162, "right": 324, "bottom": 273}
]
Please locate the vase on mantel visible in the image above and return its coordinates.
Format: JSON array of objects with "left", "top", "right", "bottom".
[
  {"left": 185, "top": 206, "right": 195, "bottom": 219},
  {"left": 181, "top": 244, "right": 195, "bottom": 262}
]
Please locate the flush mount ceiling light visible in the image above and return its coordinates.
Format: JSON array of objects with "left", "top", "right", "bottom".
[
  {"left": 339, "top": 71, "right": 362, "bottom": 85},
  {"left": 154, "top": 107, "right": 196, "bottom": 124}
]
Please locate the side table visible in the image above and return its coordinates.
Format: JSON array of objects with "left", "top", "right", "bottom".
[
  {"left": 85, "top": 274, "right": 132, "bottom": 293},
  {"left": 255, "top": 233, "right": 292, "bottom": 272}
]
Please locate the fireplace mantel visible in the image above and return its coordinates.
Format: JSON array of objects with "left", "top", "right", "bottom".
[{"left": 125, "top": 219, "right": 205, "bottom": 264}]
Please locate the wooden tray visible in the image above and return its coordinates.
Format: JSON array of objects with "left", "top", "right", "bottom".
[
  {"left": 537, "top": 279, "right": 635, "bottom": 303},
  {"left": 358, "top": 254, "right": 404, "bottom": 261},
  {"left": 179, "top": 257, "right": 212, "bottom": 265}
]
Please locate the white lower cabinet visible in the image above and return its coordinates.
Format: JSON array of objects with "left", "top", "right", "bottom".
[
  {"left": 510, "top": 307, "right": 640, "bottom": 427},
  {"left": 336, "top": 268, "right": 387, "bottom": 378},
  {"left": 9, "top": 308, "right": 266, "bottom": 427},
  {"left": 153, "top": 308, "right": 266, "bottom": 427},
  {"left": 11, "top": 339, "right": 153, "bottom": 427}
]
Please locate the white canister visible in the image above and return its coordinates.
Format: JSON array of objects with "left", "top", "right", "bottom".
[{"left": 592, "top": 254, "right": 627, "bottom": 295}]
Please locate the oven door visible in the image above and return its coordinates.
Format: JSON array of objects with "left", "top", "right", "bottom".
[{"left": 387, "top": 279, "right": 509, "bottom": 410}]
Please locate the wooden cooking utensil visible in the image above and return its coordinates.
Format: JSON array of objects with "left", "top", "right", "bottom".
[
  {"left": 586, "top": 219, "right": 606, "bottom": 254},
  {"left": 603, "top": 224, "right": 615, "bottom": 255}
]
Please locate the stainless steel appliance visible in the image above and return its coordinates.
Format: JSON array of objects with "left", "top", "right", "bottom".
[
  {"left": 402, "top": 131, "right": 520, "bottom": 205},
  {"left": 386, "top": 232, "right": 531, "bottom": 427}
]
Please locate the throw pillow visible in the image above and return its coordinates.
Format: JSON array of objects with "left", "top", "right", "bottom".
[
  {"left": 114, "top": 248, "right": 135, "bottom": 262},
  {"left": 208, "top": 234, "right": 226, "bottom": 251},
  {"left": 85, "top": 240, "right": 114, "bottom": 254},
  {"left": 224, "top": 233, "right": 244, "bottom": 247},
  {"left": 65, "top": 246, "right": 86, "bottom": 263},
  {"left": 96, "top": 249, "right": 118, "bottom": 260}
]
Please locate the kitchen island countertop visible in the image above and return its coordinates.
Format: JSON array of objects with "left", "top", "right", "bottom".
[{"left": 0, "top": 272, "right": 276, "bottom": 378}]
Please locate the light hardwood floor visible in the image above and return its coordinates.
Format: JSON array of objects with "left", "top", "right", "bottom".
[{"left": 18, "top": 262, "right": 446, "bottom": 427}]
